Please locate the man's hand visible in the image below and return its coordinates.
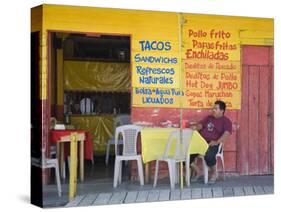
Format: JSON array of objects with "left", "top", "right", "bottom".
[
  {"left": 190, "top": 123, "right": 203, "bottom": 131},
  {"left": 209, "top": 140, "right": 220, "bottom": 146},
  {"left": 190, "top": 125, "right": 197, "bottom": 130}
]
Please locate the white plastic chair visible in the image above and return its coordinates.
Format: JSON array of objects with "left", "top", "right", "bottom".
[
  {"left": 198, "top": 142, "right": 225, "bottom": 184},
  {"left": 105, "top": 114, "right": 131, "bottom": 166},
  {"left": 31, "top": 145, "right": 62, "bottom": 197},
  {"left": 113, "top": 125, "right": 144, "bottom": 187},
  {"left": 153, "top": 129, "right": 193, "bottom": 189}
]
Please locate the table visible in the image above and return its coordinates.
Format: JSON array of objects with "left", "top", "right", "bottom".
[
  {"left": 140, "top": 128, "right": 209, "bottom": 183},
  {"left": 50, "top": 130, "right": 90, "bottom": 182},
  {"left": 51, "top": 130, "right": 93, "bottom": 161}
]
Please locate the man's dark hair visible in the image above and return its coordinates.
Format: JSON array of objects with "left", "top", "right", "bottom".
[{"left": 215, "top": 100, "right": 226, "bottom": 114}]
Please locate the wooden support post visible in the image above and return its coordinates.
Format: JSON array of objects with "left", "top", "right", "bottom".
[
  {"left": 69, "top": 133, "right": 78, "bottom": 200},
  {"left": 180, "top": 162, "right": 183, "bottom": 189},
  {"left": 79, "top": 140, "right": 84, "bottom": 182}
]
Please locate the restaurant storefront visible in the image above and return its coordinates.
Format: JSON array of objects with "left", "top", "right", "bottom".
[{"left": 31, "top": 4, "right": 274, "bottom": 186}]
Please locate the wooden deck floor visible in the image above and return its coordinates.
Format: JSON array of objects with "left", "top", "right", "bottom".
[{"left": 65, "top": 185, "right": 274, "bottom": 207}]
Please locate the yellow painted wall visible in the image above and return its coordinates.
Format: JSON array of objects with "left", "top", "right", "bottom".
[
  {"left": 31, "top": 4, "right": 273, "bottom": 109},
  {"left": 31, "top": 5, "right": 42, "bottom": 32},
  {"left": 31, "top": 6, "right": 48, "bottom": 100}
]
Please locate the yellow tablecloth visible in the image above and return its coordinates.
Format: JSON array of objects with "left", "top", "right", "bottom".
[
  {"left": 141, "top": 128, "right": 209, "bottom": 163},
  {"left": 70, "top": 115, "right": 114, "bottom": 154}
]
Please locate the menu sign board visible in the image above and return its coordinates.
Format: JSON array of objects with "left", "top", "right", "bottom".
[
  {"left": 182, "top": 28, "right": 241, "bottom": 109},
  {"left": 132, "top": 40, "right": 182, "bottom": 108},
  {"left": 132, "top": 28, "right": 241, "bottom": 109}
]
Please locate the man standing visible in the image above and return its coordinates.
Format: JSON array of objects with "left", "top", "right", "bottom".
[{"left": 190, "top": 100, "right": 232, "bottom": 184}]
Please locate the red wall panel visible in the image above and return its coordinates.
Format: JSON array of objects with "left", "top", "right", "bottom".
[
  {"left": 248, "top": 66, "right": 260, "bottom": 175},
  {"left": 243, "top": 46, "right": 270, "bottom": 65},
  {"left": 259, "top": 66, "right": 270, "bottom": 174},
  {"left": 223, "top": 151, "right": 236, "bottom": 172}
]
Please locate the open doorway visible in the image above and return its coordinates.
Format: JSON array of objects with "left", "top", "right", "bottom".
[{"left": 49, "top": 32, "right": 131, "bottom": 184}]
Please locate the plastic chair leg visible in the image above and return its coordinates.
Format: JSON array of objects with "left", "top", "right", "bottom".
[
  {"left": 167, "top": 160, "right": 175, "bottom": 190},
  {"left": 137, "top": 158, "right": 144, "bottom": 186},
  {"left": 185, "top": 157, "right": 190, "bottom": 187},
  {"left": 175, "top": 163, "right": 179, "bottom": 184},
  {"left": 153, "top": 160, "right": 159, "bottom": 187},
  {"left": 118, "top": 160, "right": 122, "bottom": 184},
  {"left": 62, "top": 161, "right": 66, "bottom": 179},
  {"left": 105, "top": 142, "right": 111, "bottom": 166},
  {"left": 54, "top": 161, "right": 62, "bottom": 197},
  {"left": 203, "top": 159, "right": 208, "bottom": 184},
  {"left": 113, "top": 158, "right": 120, "bottom": 188}
]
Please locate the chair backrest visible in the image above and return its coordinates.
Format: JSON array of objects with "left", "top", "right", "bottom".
[
  {"left": 181, "top": 128, "right": 193, "bottom": 157},
  {"left": 111, "top": 114, "right": 131, "bottom": 139},
  {"left": 163, "top": 130, "right": 180, "bottom": 158},
  {"left": 163, "top": 129, "right": 193, "bottom": 159},
  {"left": 115, "top": 125, "right": 142, "bottom": 156},
  {"left": 115, "top": 114, "right": 131, "bottom": 127}
]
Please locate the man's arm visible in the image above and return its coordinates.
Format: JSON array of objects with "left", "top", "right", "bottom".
[{"left": 209, "top": 131, "right": 231, "bottom": 146}]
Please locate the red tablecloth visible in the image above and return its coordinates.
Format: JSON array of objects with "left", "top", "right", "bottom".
[{"left": 49, "top": 130, "right": 93, "bottom": 160}]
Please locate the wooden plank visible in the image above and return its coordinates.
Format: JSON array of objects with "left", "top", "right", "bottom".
[
  {"left": 244, "top": 186, "right": 255, "bottom": 196},
  {"left": 263, "top": 186, "right": 274, "bottom": 194},
  {"left": 238, "top": 64, "right": 249, "bottom": 175},
  {"left": 223, "top": 111, "right": 238, "bottom": 152},
  {"left": 65, "top": 195, "right": 84, "bottom": 207},
  {"left": 258, "top": 66, "right": 270, "bottom": 174},
  {"left": 124, "top": 191, "right": 138, "bottom": 203},
  {"left": 191, "top": 188, "right": 202, "bottom": 199},
  {"left": 233, "top": 187, "right": 245, "bottom": 196},
  {"left": 79, "top": 140, "right": 84, "bottom": 181},
  {"left": 248, "top": 66, "right": 260, "bottom": 175},
  {"left": 242, "top": 46, "right": 270, "bottom": 66},
  {"left": 147, "top": 190, "right": 160, "bottom": 202},
  {"left": 170, "top": 190, "right": 181, "bottom": 200},
  {"left": 181, "top": 189, "right": 191, "bottom": 200},
  {"left": 223, "top": 188, "right": 234, "bottom": 197},
  {"left": 158, "top": 189, "right": 170, "bottom": 201},
  {"left": 108, "top": 192, "right": 127, "bottom": 205},
  {"left": 223, "top": 152, "right": 237, "bottom": 172},
  {"left": 253, "top": 186, "right": 265, "bottom": 195},
  {"left": 145, "top": 163, "right": 150, "bottom": 183},
  {"left": 79, "top": 194, "right": 98, "bottom": 206},
  {"left": 69, "top": 135, "right": 78, "bottom": 200},
  {"left": 136, "top": 191, "right": 149, "bottom": 203},
  {"left": 202, "top": 188, "right": 212, "bottom": 199},
  {"left": 93, "top": 193, "right": 112, "bottom": 205},
  {"left": 212, "top": 187, "right": 223, "bottom": 198}
]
